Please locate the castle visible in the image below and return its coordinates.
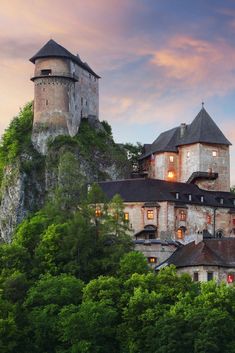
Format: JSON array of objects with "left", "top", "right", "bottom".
[
  {"left": 30, "top": 40, "right": 235, "bottom": 283},
  {"left": 30, "top": 39, "right": 100, "bottom": 154}
]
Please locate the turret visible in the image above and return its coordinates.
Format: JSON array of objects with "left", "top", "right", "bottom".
[{"left": 30, "top": 39, "right": 100, "bottom": 154}]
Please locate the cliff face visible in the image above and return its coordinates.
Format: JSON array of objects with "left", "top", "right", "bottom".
[{"left": 0, "top": 104, "right": 132, "bottom": 242}]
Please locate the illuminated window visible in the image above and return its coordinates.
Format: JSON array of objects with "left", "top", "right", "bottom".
[
  {"left": 179, "top": 211, "right": 186, "bottom": 221},
  {"left": 177, "top": 228, "right": 183, "bottom": 239},
  {"left": 227, "top": 274, "right": 235, "bottom": 283},
  {"left": 95, "top": 208, "right": 102, "bottom": 217},
  {"left": 207, "top": 272, "right": 213, "bottom": 281},
  {"left": 212, "top": 150, "right": 217, "bottom": 157},
  {"left": 188, "top": 194, "right": 192, "bottom": 201},
  {"left": 168, "top": 171, "right": 175, "bottom": 179},
  {"left": 124, "top": 212, "right": 129, "bottom": 221},
  {"left": 187, "top": 151, "right": 190, "bottom": 158},
  {"left": 207, "top": 215, "right": 212, "bottom": 224},
  {"left": 148, "top": 257, "right": 157, "bottom": 264},
  {"left": 169, "top": 156, "right": 174, "bottom": 162},
  {"left": 193, "top": 272, "right": 199, "bottom": 282},
  {"left": 147, "top": 210, "right": 154, "bottom": 220}
]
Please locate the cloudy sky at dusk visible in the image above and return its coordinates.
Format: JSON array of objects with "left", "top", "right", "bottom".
[{"left": 1, "top": 0, "right": 235, "bottom": 184}]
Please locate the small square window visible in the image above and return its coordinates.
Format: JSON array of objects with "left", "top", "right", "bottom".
[
  {"left": 207, "top": 215, "right": 212, "bottom": 224},
  {"left": 227, "top": 274, "right": 235, "bottom": 283},
  {"left": 193, "top": 272, "right": 199, "bottom": 282},
  {"left": 168, "top": 171, "right": 175, "bottom": 179},
  {"left": 179, "top": 211, "right": 186, "bottom": 221},
  {"left": 212, "top": 151, "right": 217, "bottom": 157},
  {"left": 124, "top": 212, "right": 129, "bottom": 221},
  {"left": 147, "top": 210, "right": 154, "bottom": 220},
  {"left": 207, "top": 272, "right": 213, "bottom": 281},
  {"left": 169, "top": 156, "right": 174, "bottom": 162},
  {"left": 95, "top": 208, "right": 102, "bottom": 217},
  {"left": 177, "top": 228, "right": 183, "bottom": 239}
]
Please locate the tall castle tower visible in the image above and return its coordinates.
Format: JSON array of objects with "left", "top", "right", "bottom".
[
  {"left": 139, "top": 107, "right": 231, "bottom": 192},
  {"left": 30, "top": 39, "right": 100, "bottom": 154}
]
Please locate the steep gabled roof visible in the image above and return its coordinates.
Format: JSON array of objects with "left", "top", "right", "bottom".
[
  {"left": 30, "top": 39, "right": 100, "bottom": 78},
  {"left": 98, "top": 178, "right": 235, "bottom": 208},
  {"left": 165, "top": 238, "right": 235, "bottom": 268},
  {"left": 140, "top": 107, "right": 231, "bottom": 160},
  {"left": 179, "top": 108, "right": 231, "bottom": 146}
]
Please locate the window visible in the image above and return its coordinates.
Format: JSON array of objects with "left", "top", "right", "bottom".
[
  {"left": 169, "top": 156, "right": 174, "bottom": 162},
  {"left": 220, "top": 198, "right": 224, "bottom": 205},
  {"left": 148, "top": 257, "right": 157, "bottom": 264},
  {"left": 46, "top": 99, "right": 48, "bottom": 106},
  {"left": 207, "top": 214, "right": 212, "bottom": 224},
  {"left": 147, "top": 210, "right": 154, "bottom": 220},
  {"left": 168, "top": 171, "right": 175, "bottom": 179},
  {"left": 176, "top": 192, "right": 179, "bottom": 200},
  {"left": 187, "top": 151, "right": 190, "bottom": 158},
  {"left": 227, "top": 274, "right": 235, "bottom": 283},
  {"left": 207, "top": 272, "right": 213, "bottom": 281},
  {"left": 41, "top": 69, "right": 51, "bottom": 75},
  {"left": 200, "top": 196, "right": 204, "bottom": 203},
  {"left": 212, "top": 150, "right": 217, "bottom": 157},
  {"left": 180, "top": 211, "right": 186, "bottom": 221},
  {"left": 124, "top": 212, "right": 129, "bottom": 221},
  {"left": 188, "top": 194, "right": 192, "bottom": 201},
  {"left": 95, "top": 208, "right": 102, "bottom": 217},
  {"left": 177, "top": 228, "right": 183, "bottom": 239},
  {"left": 81, "top": 97, "right": 83, "bottom": 105},
  {"left": 193, "top": 272, "right": 199, "bottom": 282}
]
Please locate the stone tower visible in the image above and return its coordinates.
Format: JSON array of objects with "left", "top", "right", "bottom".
[
  {"left": 139, "top": 107, "right": 231, "bottom": 192},
  {"left": 30, "top": 39, "right": 100, "bottom": 154}
]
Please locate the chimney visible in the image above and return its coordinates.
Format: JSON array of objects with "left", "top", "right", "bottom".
[{"left": 180, "top": 123, "right": 187, "bottom": 138}]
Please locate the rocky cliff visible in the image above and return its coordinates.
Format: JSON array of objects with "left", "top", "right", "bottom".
[{"left": 0, "top": 103, "right": 132, "bottom": 242}]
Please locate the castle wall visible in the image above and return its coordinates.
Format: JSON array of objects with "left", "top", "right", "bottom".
[
  {"left": 179, "top": 143, "right": 200, "bottom": 182},
  {"left": 177, "top": 265, "right": 235, "bottom": 283},
  {"left": 152, "top": 152, "right": 178, "bottom": 181},
  {"left": 197, "top": 144, "right": 230, "bottom": 192},
  {"left": 123, "top": 201, "right": 235, "bottom": 242}
]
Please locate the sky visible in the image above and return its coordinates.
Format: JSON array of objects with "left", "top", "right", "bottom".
[{"left": 0, "top": 0, "right": 235, "bottom": 184}]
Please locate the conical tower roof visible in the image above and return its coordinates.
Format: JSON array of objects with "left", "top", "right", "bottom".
[
  {"left": 29, "top": 39, "right": 100, "bottom": 78},
  {"left": 179, "top": 107, "right": 231, "bottom": 146}
]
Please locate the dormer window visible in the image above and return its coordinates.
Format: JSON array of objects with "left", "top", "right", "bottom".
[
  {"left": 188, "top": 194, "right": 192, "bottom": 201},
  {"left": 200, "top": 196, "right": 204, "bottom": 203},
  {"left": 176, "top": 192, "right": 179, "bottom": 200},
  {"left": 220, "top": 198, "right": 224, "bottom": 205},
  {"left": 41, "top": 69, "right": 51, "bottom": 75}
]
